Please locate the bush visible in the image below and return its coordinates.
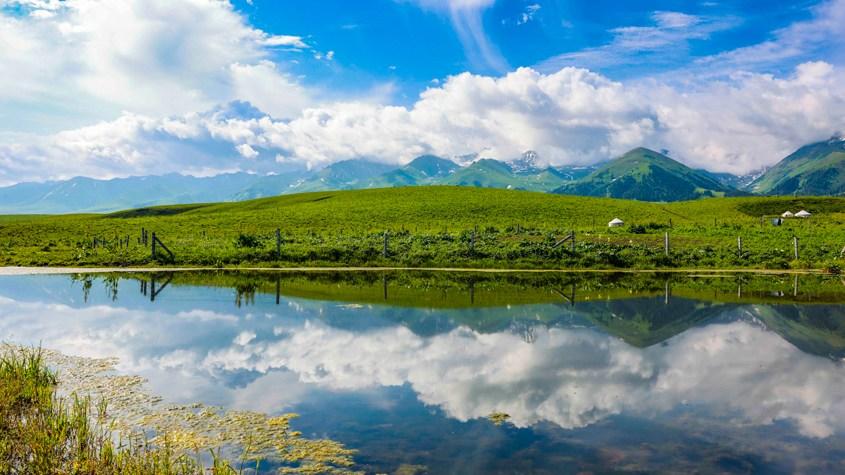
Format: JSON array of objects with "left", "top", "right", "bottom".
[{"left": 234, "top": 233, "right": 262, "bottom": 249}]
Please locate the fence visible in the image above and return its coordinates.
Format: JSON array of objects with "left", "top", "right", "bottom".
[{"left": 71, "top": 225, "right": 834, "bottom": 271}]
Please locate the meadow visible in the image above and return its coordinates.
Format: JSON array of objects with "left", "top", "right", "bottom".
[{"left": 1, "top": 186, "right": 844, "bottom": 271}]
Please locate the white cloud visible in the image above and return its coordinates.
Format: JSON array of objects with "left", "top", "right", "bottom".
[
  {"left": 517, "top": 4, "right": 541, "bottom": 25},
  {"left": 233, "top": 330, "right": 257, "bottom": 345},
  {"left": 650, "top": 61, "right": 845, "bottom": 173},
  {"left": 692, "top": 0, "right": 845, "bottom": 77},
  {"left": 0, "top": 0, "right": 312, "bottom": 131},
  {"left": 229, "top": 61, "right": 313, "bottom": 118},
  {"left": 2, "top": 62, "right": 844, "bottom": 183},
  {"left": 260, "top": 34, "right": 309, "bottom": 49},
  {"left": 235, "top": 143, "right": 259, "bottom": 159},
  {"left": 652, "top": 11, "right": 698, "bottom": 28},
  {"left": 538, "top": 11, "right": 738, "bottom": 71},
  {"left": 539, "top": 0, "right": 845, "bottom": 82}
]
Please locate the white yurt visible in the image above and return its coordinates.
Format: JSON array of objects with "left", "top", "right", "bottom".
[
  {"left": 608, "top": 218, "right": 624, "bottom": 228},
  {"left": 781, "top": 211, "right": 794, "bottom": 218},
  {"left": 795, "top": 210, "right": 812, "bottom": 218}
]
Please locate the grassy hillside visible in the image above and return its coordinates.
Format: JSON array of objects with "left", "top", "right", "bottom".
[
  {"left": 1, "top": 186, "right": 845, "bottom": 269},
  {"left": 750, "top": 137, "right": 845, "bottom": 196},
  {"left": 555, "top": 148, "right": 742, "bottom": 201},
  {"left": 441, "top": 159, "right": 568, "bottom": 191},
  {"left": 286, "top": 159, "right": 397, "bottom": 193},
  {"left": 363, "top": 155, "right": 460, "bottom": 188}
]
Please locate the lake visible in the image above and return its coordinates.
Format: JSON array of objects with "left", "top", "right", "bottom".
[{"left": 2, "top": 270, "right": 845, "bottom": 474}]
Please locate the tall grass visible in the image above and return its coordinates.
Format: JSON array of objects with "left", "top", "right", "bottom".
[
  {"left": 0, "top": 347, "right": 204, "bottom": 473},
  {"left": 0, "top": 347, "right": 358, "bottom": 474}
]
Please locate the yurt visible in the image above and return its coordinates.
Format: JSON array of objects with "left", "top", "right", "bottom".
[
  {"left": 795, "top": 210, "right": 812, "bottom": 218},
  {"left": 608, "top": 218, "right": 624, "bottom": 228},
  {"left": 781, "top": 211, "right": 794, "bottom": 218}
]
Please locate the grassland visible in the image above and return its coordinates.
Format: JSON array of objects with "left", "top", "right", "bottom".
[{"left": 1, "top": 186, "right": 844, "bottom": 270}]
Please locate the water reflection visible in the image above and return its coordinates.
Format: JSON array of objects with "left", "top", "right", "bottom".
[{"left": 2, "top": 271, "right": 845, "bottom": 473}]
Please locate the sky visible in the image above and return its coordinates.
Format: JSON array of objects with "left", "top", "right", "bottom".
[{"left": 0, "top": 0, "right": 844, "bottom": 185}]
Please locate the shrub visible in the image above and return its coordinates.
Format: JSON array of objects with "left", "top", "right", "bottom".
[{"left": 234, "top": 233, "right": 262, "bottom": 249}]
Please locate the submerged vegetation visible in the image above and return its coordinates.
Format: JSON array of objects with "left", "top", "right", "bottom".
[
  {"left": 1, "top": 187, "right": 845, "bottom": 270},
  {"left": 0, "top": 344, "right": 360, "bottom": 474}
]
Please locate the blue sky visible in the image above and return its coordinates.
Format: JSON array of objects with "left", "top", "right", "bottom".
[
  {"left": 235, "top": 0, "right": 823, "bottom": 98},
  {"left": 0, "top": 0, "right": 843, "bottom": 184}
]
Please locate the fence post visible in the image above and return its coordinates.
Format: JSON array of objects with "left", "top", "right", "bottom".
[
  {"left": 470, "top": 229, "right": 476, "bottom": 253},
  {"left": 737, "top": 236, "right": 742, "bottom": 257},
  {"left": 793, "top": 236, "right": 799, "bottom": 260},
  {"left": 383, "top": 231, "right": 389, "bottom": 258},
  {"left": 664, "top": 232, "right": 670, "bottom": 257},
  {"left": 151, "top": 232, "right": 157, "bottom": 260},
  {"left": 275, "top": 228, "right": 281, "bottom": 259},
  {"left": 570, "top": 230, "right": 575, "bottom": 253}
]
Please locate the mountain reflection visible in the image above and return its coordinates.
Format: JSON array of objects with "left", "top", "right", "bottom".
[{"left": 1, "top": 271, "right": 844, "bottom": 445}]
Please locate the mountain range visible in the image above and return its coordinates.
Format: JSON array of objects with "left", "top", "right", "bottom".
[
  {"left": 749, "top": 136, "right": 845, "bottom": 196},
  {"left": 1, "top": 137, "right": 844, "bottom": 214},
  {"left": 553, "top": 148, "right": 744, "bottom": 201}
]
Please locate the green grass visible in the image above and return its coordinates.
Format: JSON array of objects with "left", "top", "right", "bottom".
[{"left": 1, "top": 186, "right": 845, "bottom": 270}]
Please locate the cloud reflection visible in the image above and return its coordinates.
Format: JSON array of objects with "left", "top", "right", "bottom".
[{"left": 0, "top": 294, "right": 843, "bottom": 438}]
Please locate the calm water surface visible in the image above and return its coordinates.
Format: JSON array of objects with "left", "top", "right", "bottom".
[{"left": 2, "top": 271, "right": 845, "bottom": 474}]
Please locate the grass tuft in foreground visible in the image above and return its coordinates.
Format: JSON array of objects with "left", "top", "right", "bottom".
[{"left": 0, "top": 345, "right": 359, "bottom": 474}]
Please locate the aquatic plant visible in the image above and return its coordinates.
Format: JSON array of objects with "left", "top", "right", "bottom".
[
  {"left": 0, "top": 343, "right": 361, "bottom": 474},
  {"left": 487, "top": 412, "right": 511, "bottom": 426}
]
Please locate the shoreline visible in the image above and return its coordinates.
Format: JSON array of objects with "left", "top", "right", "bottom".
[{"left": 0, "top": 265, "right": 831, "bottom": 276}]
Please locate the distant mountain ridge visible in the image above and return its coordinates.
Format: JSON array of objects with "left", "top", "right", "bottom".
[
  {"left": 0, "top": 173, "right": 260, "bottom": 214},
  {"left": 553, "top": 148, "right": 743, "bottom": 201},
  {"left": 0, "top": 153, "right": 585, "bottom": 213},
  {"left": 4, "top": 138, "right": 845, "bottom": 213},
  {"left": 750, "top": 136, "right": 845, "bottom": 196}
]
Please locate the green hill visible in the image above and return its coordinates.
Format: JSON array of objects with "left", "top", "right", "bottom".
[
  {"left": 554, "top": 148, "right": 741, "bottom": 201},
  {"left": 364, "top": 155, "right": 460, "bottom": 187},
  {"left": 750, "top": 137, "right": 845, "bottom": 196},
  {"left": 441, "top": 159, "right": 568, "bottom": 192},
  {"left": 287, "top": 159, "right": 397, "bottom": 192}
]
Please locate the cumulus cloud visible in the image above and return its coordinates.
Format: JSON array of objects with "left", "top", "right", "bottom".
[
  {"left": 0, "top": 0, "right": 312, "bottom": 132},
  {"left": 3, "top": 61, "right": 844, "bottom": 183},
  {"left": 651, "top": 61, "right": 845, "bottom": 173},
  {"left": 235, "top": 143, "right": 259, "bottom": 159},
  {"left": 1, "top": 0, "right": 842, "bottom": 183}
]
